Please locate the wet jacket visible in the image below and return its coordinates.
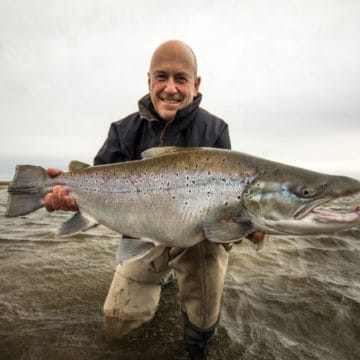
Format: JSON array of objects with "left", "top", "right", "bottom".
[{"left": 94, "top": 93, "right": 231, "bottom": 165}]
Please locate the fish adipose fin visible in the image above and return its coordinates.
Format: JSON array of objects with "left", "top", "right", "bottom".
[
  {"left": 204, "top": 217, "right": 252, "bottom": 243},
  {"left": 116, "top": 237, "right": 164, "bottom": 264},
  {"left": 55, "top": 212, "right": 99, "bottom": 238},
  {"left": 68, "top": 160, "right": 91, "bottom": 172},
  {"left": 6, "top": 165, "right": 47, "bottom": 217}
]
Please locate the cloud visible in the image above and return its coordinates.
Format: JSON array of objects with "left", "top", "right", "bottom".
[{"left": 0, "top": 0, "right": 359, "bottom": 179}]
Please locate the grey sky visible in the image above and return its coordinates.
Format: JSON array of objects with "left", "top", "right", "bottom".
[{"left": 0, "top": 0, "right": 359, "bottom": 179}]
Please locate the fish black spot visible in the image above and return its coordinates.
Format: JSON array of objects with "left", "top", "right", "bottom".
[
  {"left": 208, "top": 171, "right": 211, "bottom": 175},
  {"left": 237, "top": 195, "right": 241, "bottom": 200},
  {"left": 225, "top": 201, "right": 228, "bottom": 206}
]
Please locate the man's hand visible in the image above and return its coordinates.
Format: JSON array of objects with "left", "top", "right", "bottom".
[{"left": 44, "top": 169, "right": 78, "bottom": 212}]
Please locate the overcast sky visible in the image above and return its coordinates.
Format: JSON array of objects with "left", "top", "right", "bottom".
[{"left": 0, "top": 0, "right": 359, "bottom": 179}]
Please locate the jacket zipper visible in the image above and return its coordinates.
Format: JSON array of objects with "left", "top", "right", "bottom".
[{"left": 159, "top": 120, "right": 174, "bottom": 146}]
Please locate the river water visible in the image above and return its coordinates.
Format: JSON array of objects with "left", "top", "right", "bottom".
[{"left": 0, "top": 187, "right": 359, "bottom": 360}]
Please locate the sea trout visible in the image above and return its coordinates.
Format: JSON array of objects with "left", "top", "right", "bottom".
[{"left": 6, "top": 147, "right": 360, "bottom": 263}]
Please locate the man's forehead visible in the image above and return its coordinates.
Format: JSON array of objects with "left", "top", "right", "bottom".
[
  {"left": 151, "top": 63, "right": 194, "bottom": 77},
  {"left": 149, "top": 44, "right": 197, "bottom": 76}
]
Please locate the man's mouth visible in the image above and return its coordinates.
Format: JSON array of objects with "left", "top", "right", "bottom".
[{"left": 159, "top": 97, "right": 181, "bottom": 104}]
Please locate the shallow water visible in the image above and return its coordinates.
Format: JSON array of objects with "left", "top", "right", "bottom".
[{"left": 0, "top": 187, "right": 360, "bottom": 359}]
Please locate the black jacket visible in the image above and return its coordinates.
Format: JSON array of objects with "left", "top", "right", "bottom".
[{"left": 94, "top": 93, "right": 231, "bottom": 165}]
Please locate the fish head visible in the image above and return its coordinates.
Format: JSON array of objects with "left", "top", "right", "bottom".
[{"left": 243, "top": 167, "right": 360, "bottom": 235}]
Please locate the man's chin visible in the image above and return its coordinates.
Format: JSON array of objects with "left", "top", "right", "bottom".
[{"left": 158, "top": 110, "right": 177, "bottom": 122}]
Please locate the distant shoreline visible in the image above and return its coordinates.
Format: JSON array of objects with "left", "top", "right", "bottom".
[{"left": 0, "top": 181, "right": 10, "bottom": 187}]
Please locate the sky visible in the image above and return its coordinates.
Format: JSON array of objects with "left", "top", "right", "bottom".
[{"left": 0, "top": 0, "right": 359, "bottom": 180}]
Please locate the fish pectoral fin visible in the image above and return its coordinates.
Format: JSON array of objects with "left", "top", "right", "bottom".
[
  {"left": 55, "top": 212, "right": 99, "bottom": 238},
  {"left": 116, "top": 237, "right": 158, "bottom": 265},
  {"left": 204, "top": 217, "right": 252, "bottom": 243}
]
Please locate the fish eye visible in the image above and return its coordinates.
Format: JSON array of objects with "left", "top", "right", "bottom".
[{"left": 296, "top": 186, "right": 316, "bottom": 198}]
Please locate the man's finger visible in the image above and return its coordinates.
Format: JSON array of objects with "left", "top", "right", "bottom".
[
  {"left": 65, "top": 195, "right": 78, "bottom": 211},
  {"left": 47, "top": 168, "right": 63, "bottom": 177},
  {"left": 44, "top": 193, "right": 55, "bottom": 212}
]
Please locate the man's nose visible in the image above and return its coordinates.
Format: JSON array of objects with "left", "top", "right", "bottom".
[{"left": 164, "top": 77, "right": 177, "bottom": 93}]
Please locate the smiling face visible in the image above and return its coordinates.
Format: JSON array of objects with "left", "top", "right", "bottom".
[{"left": 148, "top": 40, "right": 201, "bottom": 122}]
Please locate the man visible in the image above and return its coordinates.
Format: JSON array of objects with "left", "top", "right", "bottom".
[{"left": 45, "top": 40, "right": 263, "bottom": 359}]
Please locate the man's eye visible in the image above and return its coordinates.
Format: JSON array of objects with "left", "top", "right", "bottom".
[
  {"left": 155, "top": 74, "right": 166, "bottom": 81},
  {"left": 175, "top": 77, "right": 187, "bottom": 84},
  {"left": 177, "top": 77, "right": 187, "bottom": 83}
]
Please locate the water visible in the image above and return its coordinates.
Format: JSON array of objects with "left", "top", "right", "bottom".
[{"left": 0, "top": 186, "right": 360, "bottom": 360}]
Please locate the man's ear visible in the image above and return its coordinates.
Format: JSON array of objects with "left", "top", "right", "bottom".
[
  {"left": 147, "top": 72, "right": 151, "bottom": 89},
  {"left": 194, "top": 76, "right": 201, "bottom": 96}
]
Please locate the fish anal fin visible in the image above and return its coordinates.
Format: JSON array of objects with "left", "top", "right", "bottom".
[
  {"left": 141, "top": 244, "right": 165, "bottom": 263},
  {"left": 55, "top": 212, "right": 99, "bottom": 238}
]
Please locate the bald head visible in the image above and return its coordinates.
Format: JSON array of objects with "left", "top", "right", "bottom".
[
  {"left": 147, "top": 40, "right": 201, "bottom": 122},
  {"left": 149, "top": 40, "right": 198, "bottom": 77}
]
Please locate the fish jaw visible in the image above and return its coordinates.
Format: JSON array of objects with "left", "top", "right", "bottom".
[{"left": 253, "top": 205, "right": 360, "bottom": 235}]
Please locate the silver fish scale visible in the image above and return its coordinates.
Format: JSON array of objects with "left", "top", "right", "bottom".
[
  {"left": 51, "top": 150, "right": 252, "bottom": 247},
  {"left": 7, "top": 148, "right": 360, "bottom": 248}
]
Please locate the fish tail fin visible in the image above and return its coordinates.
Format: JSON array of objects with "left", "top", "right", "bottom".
[{"left": 6, "top": 165, "right": 47, "bottom": 217}]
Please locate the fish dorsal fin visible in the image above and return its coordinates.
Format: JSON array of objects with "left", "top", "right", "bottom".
[
  {"left": 68, "top": 160, "right": 91, "bottom": 172},
  {"left": 141, "top": 146, "right": 182, "bottom": 159}
]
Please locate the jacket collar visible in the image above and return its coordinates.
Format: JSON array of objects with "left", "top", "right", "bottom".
[{"left": 138, "top": 93, "right": 202, "bottom": 124}]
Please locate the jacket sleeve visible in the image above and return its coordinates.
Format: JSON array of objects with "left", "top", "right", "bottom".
[{"left": 213, "top": 124, "right": 231, "bottom": 150}]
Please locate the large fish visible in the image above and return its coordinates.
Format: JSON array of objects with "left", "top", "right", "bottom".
[{"left": 6, "top": 147, "right": 360, "bottom": 262}]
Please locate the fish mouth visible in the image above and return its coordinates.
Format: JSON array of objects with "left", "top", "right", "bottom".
[
  {"left": 294, "top": 197, "right": 332, "bottom": 220},
  {"left": 310, "top": 206, "right": 360, "bottom": 223},
  {"left": 295, "top": 197, "right": 360, "bottom": 225}
]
